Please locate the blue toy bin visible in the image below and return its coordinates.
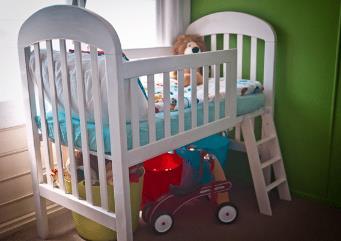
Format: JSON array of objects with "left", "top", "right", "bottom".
[
  {"left": 175, "top": 134, "right": 230, "bottom": 184},
  {"left": 184, "top": 134, "right": 230, "bottom": 166}
]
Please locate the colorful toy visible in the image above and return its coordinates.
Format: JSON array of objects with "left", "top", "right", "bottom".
[{"left": 142, "top": 147, "right": 238, "bottom": 234}]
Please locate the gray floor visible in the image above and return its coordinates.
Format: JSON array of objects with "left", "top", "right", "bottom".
[{"left": 3, "top": 182, "right": 341, "bottom": 241}]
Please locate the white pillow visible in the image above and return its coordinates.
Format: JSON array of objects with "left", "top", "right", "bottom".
[{"left": 29, "top": 50, "right": 148, "bottom": 124}]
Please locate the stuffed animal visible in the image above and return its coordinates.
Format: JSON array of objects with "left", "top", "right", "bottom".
[{"left": 171, "top": 34, "right": 207, "bottom": 87}]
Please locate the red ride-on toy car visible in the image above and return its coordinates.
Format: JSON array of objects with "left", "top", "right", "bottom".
[{"left": 142, "top": 147, "right": 238, "bottom": 234}]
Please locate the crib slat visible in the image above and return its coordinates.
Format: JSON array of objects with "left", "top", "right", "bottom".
[
  {"left": 74, "top": 41, "right": 93, "bottom": 204},
  {"left": 130, "top": 78, "right": 140, "bottom": 148},
  {"left": 227, "top": 59, "right": 237, "bottom": 118},
  {"left": 223, "top": 34, "right": 230, "bottom": 50},
  {"left": 210, "top": 34, "right": 217, "bottom": 78},
  {"left": 178, "top": 70, "right": 185, "bottom": 132},
  {"left": 223, "top": 34, "right": 230, "bottom": 79},
  {"left": 59, "top": 39, "right": 78, "bottom": 197},
  {"left": 203, "top": 65, "right": 209, "bottom": 124},
  {"left": 191, "top": 68, "right": 197, "bottom": 128},
  {"left": 250, "top": 37, "right": 257, "bottom": 81},
  {"left": 34, "top": 43, "right": 52, "bottom": 186},
  {"left": 237, "top": 34, "right": 243, "bottom": 79},
  {"left": 46, "top": 40, "right": 65, "bottom": 192},
  {"left": 90, "top": 46, "right": 108, "bottom": 210},
  {"left": 163, "top": 72, "right": 171, "bottom": 138},
  {"left": 147, "top": 75, "right": 156, "bottom": 143},
  {"left": 214, "top": 64, "right": 220, "bottom": 120},
  {"left": 211, "top": 34, "right": 217, "bottom": 51}
]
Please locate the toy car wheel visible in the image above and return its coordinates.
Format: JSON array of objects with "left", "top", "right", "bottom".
[
  {"left": 217, "top": 202, "right": 238, "bottom": 224},
  {"left": 142, "top": 203, "right": 153, "bottom": 223},
  {"left": 153, "top": 213, "right": 174, "bottom": 234}
]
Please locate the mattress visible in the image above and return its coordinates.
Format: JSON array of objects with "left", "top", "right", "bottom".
[{"left": 35, "top": 93, "right": 264, "bottom": 152}]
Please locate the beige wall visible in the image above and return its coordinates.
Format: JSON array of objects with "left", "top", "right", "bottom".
[{"left": 0, "top": 105, "right": 63, "bottom": 238}]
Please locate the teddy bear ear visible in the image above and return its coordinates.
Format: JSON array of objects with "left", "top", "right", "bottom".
[
  {"left": 175, "top": 34, "right": 187, "bottom": 42},
  {"left": 172, "top": 35, "right": 187, "bottom": 54}
]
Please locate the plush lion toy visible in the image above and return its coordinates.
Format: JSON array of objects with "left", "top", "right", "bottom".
[{"left": 171, "top": 34, "right": 207, "bottom": 87}]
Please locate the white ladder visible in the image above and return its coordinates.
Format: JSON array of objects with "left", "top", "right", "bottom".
[{"left": 241, "top": 111, "right": 291, "bottom": 215}]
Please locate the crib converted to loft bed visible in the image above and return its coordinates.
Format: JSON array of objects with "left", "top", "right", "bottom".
[{"left": 18, "top": 5, "right": 291, "bottom": 241}]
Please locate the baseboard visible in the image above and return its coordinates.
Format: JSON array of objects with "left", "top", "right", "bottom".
[
  {"left": 291, "top": 189, "right": 332, "bottom": 206},
  {"left": 0, "top": 203, "right": 65, "bottom": 239}
]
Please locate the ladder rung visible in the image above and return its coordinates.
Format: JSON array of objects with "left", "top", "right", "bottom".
[
  {"left": 261, "top": 156, "right": 281, "bottom": 169},
  {"left": 266, "top": 177, "right": 286, "bottom": 192},
  {"left": 256, "top": 134, "right": 276, "bottom": 146}
]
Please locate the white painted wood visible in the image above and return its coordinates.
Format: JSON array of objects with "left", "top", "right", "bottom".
[
  {"left": 263, "top": 41, "right": 276, "bottom": 111},
  {"left": 266, "top": 177, "right": 286, "bottom": 192},
  {"left": 256, "top": 134, "right": 276, "bottom": 146},
  {"left": 223, "top": 34, "right": 230, "bottom": 81},
  {"left": 235, "top": 124, "right": 241, "bottom": 141},
  {"left": 261, "top": 156, "right": 281, "bottom": 169},
  {"left": 163, "top": 72, "right": 171, "bottom": 138},
  {"left": 123, "top": 46, "right": 172, "bottom": 59},
  {"left": 59, "top": 39, "right": 78, "bottom": 198},
  {"left": 210, "top": 34, "right": 217, "bottom": 78},
  {"left": 74, "top": 41, "right": 92, "bottom": 204},
  {"left": 227, "top": 57, "right": 237, "bottom": 118},
  {"left": 127, "top": 115, "right": 239, "bottom": 167},
  {"left": 39, "top": 184, "right": 117, "bottom": 230},
  {"left": 214, "top": 64, "right": 220, "bottom": 120},
  {"left": 223, "top": 34, "right": 230, "bottom": 50},
  {"left": 130, "top": 78, "right": 140, "bottom": 148},
  {"left": 90, "top": 46, "right": 108, "bottom": 210},
  {"left": 261, "top": 112, "right": 291, "bottom": 201},
  {"left": 241, "top": 118, "right": 272, "bottom": 215},
  {"left": 105, "top": 51, "right": 133, "bottom": 241},
  {"left": 211, "top": 34, "right": 217, "bottom": 51},
  {"left": 18, "top": 5, "right": 122, "bottom": 54},
  {"left": 186, "top": 11, "right": 276, "bottom": 42},
  {"left": 147, "top": 75, "right": 156, "bottom": 143},
  {"left": 177, "top": 70, "right": 185, "bottom": 132},
  {"left": 190, "top": 68, "right": 197, "bottom": 128},
  {"left": 250, "top": 37, "right": 257, "bottom": 80},
  {"left": 33, "top": 43, "right": 52, "bottom": 187},
  {"left": 19, "top": 46, "right": 49, "bottom": 238},
  {"left": 186, "top": 11, "right": 277, "bottom": 111},
  {"left": 122, "top": 49, "right": 236, "bottom": 79},
  {"left": 203, "top": 65, "right": 209, "bottom": 124},
  {"left": 237, "top": 34, "right": 243, "bottom": 79},
  {"left": 46, "top": 40, "right": 65, "bottom": 192}
]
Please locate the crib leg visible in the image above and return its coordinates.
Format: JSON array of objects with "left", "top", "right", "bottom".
[
  {"left": 33, "top": 195, "right": 49, "bottom": 238},
  {"left": 30, "top": 147, "right": 49, "bottom": 238},
  {"left": 112, "top": 164, "right": 133, "bottom": 241}
]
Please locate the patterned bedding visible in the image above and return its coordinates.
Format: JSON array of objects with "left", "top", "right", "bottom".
[{"left": 139, "top": 74, "right": 263, "bottom": 113}]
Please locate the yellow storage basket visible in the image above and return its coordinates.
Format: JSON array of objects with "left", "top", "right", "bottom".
[{"left": 65, "top": 172, "right": 143, "bottom": 241}]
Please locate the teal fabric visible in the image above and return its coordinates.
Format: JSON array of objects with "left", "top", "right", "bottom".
[
  {"left": 35, "top": 93, "right": 265, "bottom": 153},
  {"left": 176, "top": 134, "right": 230, "bottom": 184}
]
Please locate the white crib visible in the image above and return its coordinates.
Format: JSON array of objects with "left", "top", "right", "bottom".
[{"left": 18, "top": 5, "right": 291, "bottom": 241}]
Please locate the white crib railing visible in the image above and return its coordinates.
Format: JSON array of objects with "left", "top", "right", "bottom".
[{"left": 121, "top": 49, "right": 237, "bottom": 167}]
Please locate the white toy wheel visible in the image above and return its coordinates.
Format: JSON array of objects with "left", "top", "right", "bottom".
[
  {"left": 153, "top": 213, "right": 174, "bottom": 234},
  {"left": 217, "top": 203, "right": 238, "bottom": 224}
]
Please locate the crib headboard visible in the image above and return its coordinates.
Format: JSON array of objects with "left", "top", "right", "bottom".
[
  {"left": 18, "top": 5, "right": 127, "bottom": 205},
  {"left": 186, "top": 11, "right": 276, "bottom": 110}
]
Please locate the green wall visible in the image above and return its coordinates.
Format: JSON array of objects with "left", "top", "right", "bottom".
[{"left": 191, "top": 0, "right": 341, "bottom": 206}]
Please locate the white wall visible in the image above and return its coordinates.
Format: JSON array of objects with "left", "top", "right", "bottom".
[{"left": 0, "top": 0, "right": 66, "bottom": 104}]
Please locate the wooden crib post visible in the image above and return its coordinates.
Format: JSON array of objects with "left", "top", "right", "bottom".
[
  {"left": 19, "top": 47, "right": 49, "bottom": 238},
  {"left": 106, "top": 54, "right": 133, "bottom": 241}
]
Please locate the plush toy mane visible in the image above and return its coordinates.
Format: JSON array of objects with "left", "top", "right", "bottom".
[{"left": 172, "top": 34, "right": 207, "bottom": 55}]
